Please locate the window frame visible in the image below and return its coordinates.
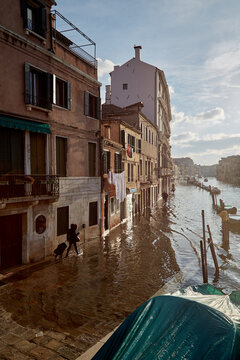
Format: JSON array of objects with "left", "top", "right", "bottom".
[{"left": 53, "top": 75, "right": 72, "bottom": 110}]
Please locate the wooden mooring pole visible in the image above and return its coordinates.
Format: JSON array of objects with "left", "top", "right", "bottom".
[
  {"left": 201, "top": 210, "right": 208, "bottom": 283},
  {"left": 200, "top": 240, "right": 207, "bottom": 283},
  {"left": 207, "top": 225, "right": 219, "bottom": 274}
]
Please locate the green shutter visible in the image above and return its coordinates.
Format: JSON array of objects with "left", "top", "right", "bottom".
[
  {"left": 67, "top": 82, "right": 72, "bottom": 110},
  {"left": 24, "top": 63, "right": 30, "bottom": 104},
  {"left": 46, "top": 73, "right": 53, "bottom": 110},
  {"left": 20, "top": 0, "right": 28, "bottom": 28},
  {"left": 41, "top": 8, "right": 47, "bottom": 38},
  {"left": 96, "top": 97, "right": 101, "bottom": 119},
  {"left": 84, "top": 91, "right": 89, "bottom": 116}
]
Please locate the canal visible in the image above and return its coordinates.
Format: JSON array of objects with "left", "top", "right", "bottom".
[{"left": 0, "top": 177, "right": 239, "bottom": 342}]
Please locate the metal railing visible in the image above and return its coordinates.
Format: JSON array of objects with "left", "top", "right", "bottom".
[
  {"left": 51, "top": 11, "right": 97, "bottom": 68},
  {"left": 0, "top": 175, "right": 59, "bottom": 200}
]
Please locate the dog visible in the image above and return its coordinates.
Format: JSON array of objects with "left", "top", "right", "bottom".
[{"left": 53, "top": 242, "right": 67, "bottom": 259}]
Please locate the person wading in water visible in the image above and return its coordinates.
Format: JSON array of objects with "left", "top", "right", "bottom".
[{"left": 66, "top": 224, "right": 80, "bottom": 256}]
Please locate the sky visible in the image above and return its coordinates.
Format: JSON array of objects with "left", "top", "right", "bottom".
[{"left": 53, "top": 0, "right": 240, "bottom": 166}]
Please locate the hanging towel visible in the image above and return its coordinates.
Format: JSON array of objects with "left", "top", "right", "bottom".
[{"left": 112, "top": 171, "right": 126, "bottom": 203}]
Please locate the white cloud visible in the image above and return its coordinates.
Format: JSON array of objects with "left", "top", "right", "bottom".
[
  {"left": 171, "top": 107, "right": 225, "bottom": 128},
  {"left": 97, "top": 58, "right": 115, "bottom": 78},
  {"left": 168, "top": 85, "right": 175, "bottom": 95}
]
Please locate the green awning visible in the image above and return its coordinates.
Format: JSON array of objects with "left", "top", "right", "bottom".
[{"left": 0, "top": 115, "right": 51, "bottom": 134}]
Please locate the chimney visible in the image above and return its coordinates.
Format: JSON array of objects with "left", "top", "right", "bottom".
[
  {"left": 105, "top": 85, "right": 111, "bottom": 104},
  {"left": 134, "top": 45, "right": 142, "bottom": 60}
]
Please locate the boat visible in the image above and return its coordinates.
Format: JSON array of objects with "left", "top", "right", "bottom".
[
  {"left": 216, "top": 204, "right": 237, "bottom": 214},
  {"left": 229, "top": 214, "right": 240, "bottom": 224},
  {"left": 92, "top": 284, "right": 240, "bottom": 359}
]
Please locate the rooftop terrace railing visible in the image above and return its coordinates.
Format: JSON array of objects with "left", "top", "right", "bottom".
[{"left": 51, "top": 10, "right": 97, "bottom": 68}]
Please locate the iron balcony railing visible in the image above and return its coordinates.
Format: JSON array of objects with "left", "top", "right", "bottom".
[{"left": 0, "top": 175, "right": 59, "bottom": 200}]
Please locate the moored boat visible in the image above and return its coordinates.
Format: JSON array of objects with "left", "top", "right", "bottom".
[{"left": 92, "top": 284, "right": 240, "bottom": 360}]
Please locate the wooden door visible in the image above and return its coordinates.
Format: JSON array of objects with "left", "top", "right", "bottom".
[{"left": 0, "top": 214, "right": 22, "bottom": 269}]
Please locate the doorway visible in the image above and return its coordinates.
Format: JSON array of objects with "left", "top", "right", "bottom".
[
  {"left": 0, "top": 214, "right": 22, "bottom": 269},
  {"left": 104, "top": 195, "right": 109, "bottom": 231}
]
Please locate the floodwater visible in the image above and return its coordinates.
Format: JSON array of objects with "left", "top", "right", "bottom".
[
  {"left": 165, "top": 177, "right": 240, "bottom": 293},
  {"left": 0, "top": 177, "right": 239, "bottom": 337}
]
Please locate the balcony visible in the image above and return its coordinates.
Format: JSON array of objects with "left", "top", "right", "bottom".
[{"left": 0, "top": 175, "right": 59, "bottom": 200}]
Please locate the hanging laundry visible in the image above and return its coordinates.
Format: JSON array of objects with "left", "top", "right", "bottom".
[
  {"left": 108, "top": 171, "right": 112, "bottom": 184},
  {"left": 112, "top": 171, "right": 126, "bottom": 203}
]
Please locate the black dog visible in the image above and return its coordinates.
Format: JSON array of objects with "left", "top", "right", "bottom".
[{"left": 54, "top": 242, "right": 67, "bottom": 259}]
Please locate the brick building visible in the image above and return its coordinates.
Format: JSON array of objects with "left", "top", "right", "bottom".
[{"left": 0, "top": 1, "right": 101, "bottom": 269}]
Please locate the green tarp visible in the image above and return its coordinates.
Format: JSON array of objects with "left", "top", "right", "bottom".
[
  {"left": 0, "top": 114, "right": 50, "bottom": 134},
  {"left": 93, "top": 284, "right": 240, "bottom": 359}
]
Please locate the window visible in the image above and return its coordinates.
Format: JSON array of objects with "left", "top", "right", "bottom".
[
  {"left": 25, "top": 63, "right": 52, "bottom": 110},
  {"left": 110, "top": 197, "right": 114, "bottom": 214},
  {"left": 0, "top": 128, "right": 24, "bottom": 174},
  {"left": 136, "top": 139, "right": 141, "bottom": 154},
  {"left": 128, "top": 163, "right": 134, "bottom": 182},
  {"left": 53, "top": 76, "right": 71, "bottom": 109},
  {"left": 57, "top": 206, "right": 69, "bottom": 236},
  {"left": 123, "top": 83, "right": 128, "bottom": 90},
  {"left": 21, "top": 0, "right": 47, "bottom": 38},
  {"left": 56, "top": 137, "right": 67, "bottom": 176},
  {"left": 145, "top": 127, "right": 148, "bottom": 142},
  {"left": 145, "top": 160, "right": 147, "bottom": 176},
  {"left": 140, "top": 123, "right": 143, "bottom": 138},
  {"left": 88, "top": 142, "right": 96, "bottom": 177},
  {"left": 89, "top": 201, "right": 98, "bottom": 226},
  {"left": 84, "top": 91, "right": 101, "bottom": 119},
  {"left": 127, "top": 134, "right": 135, "bottom": 152},
  {"left": 103, "top": 151, "right": 110, "bottom": 174},
  {"left": 114, "top": 153, "right": 122, "bottom": 173},
  {"left": 140, "top": 159, "right": 143, "bottom": 176}
]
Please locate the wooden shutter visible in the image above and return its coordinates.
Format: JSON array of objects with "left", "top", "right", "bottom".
[
  {"left": 107, "top": 151, "right": 110, "bottom": 172},
  {"left": 46, "top": 73, "right": 53, "bottom": 110},
  {"left": 120, "top": 130, "right": 125, "bottom": 148},
  {"left": 103, "top": 151, "right": 107, "bottom": 174},
  {"left": 96, "top": 97, "right": 101, "bottom": 119},
  {"left": 30, "top": 133, "right": 46, "bottom": 174},
  {"left": 41, "top": 8, "right": 47, "bottom": 38},
  {"left": 114, "top": 153, "right": 119, "bottom": 173},
  {"left": 67, "top": 82, "right": 72, "bottom": 110},
  {"left": 24, "top": 63, "right": 30, "bottom": 104},
  {"left": 138, "top": 139, "right": 141, "bottom": 154},
  {"left": 20, "top": 0, "right": 28, "bottom": 28},
  {"left": 84, "top": 91, "right": 89, "bottom": 116},
  {"left": 88, "top": 142, "right": 96, "bottom": 177},
  {"left": 56, "top": 137, "right": 67, "bottom": 176},
  {"left": 0, "top": 128, "right": 24, "bottom": 174}
]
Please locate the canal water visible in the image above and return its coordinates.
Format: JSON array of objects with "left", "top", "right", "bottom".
[
  {"left": 163, "top": 177, "right": 240, "bottom": 292},
  {"left": 0, "top": 177, "right": 239, "bottom": 338}
]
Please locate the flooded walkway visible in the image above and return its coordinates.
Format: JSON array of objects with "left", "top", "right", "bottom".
[
  {"left": 0, "top": 207, "right": 179, "bottom": 358},
  {"left": 0, "top": 179, "right": 239, "bottom": 359}
]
